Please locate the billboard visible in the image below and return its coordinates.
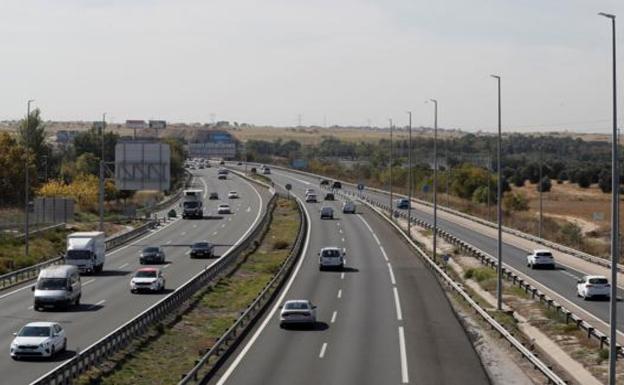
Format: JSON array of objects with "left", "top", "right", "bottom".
[
  {"left": 149, "top": 120, "right": 167, "bottom": 129},
  {"left": 115, "top": 142, "right": 171, "bottom": 191},
  {"left": 187, "top": 142, "right": 236, "bottom": 159},
  {"left": 33, "top": 198, "right": 74, "bottom": 224},
  {"left": 126, "top": 120, "right": 147, "bottom": 130}
]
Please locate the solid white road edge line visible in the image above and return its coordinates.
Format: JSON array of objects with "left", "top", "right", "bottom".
[
  {"left": 387, "top": 263, "right": 396, "bottom": 285},
  {"left": 215, "top": 194, "right": 311, "bottom": 385},
  {"left": 380, "top": 246, "right": 389, "bottom": 262},
  {"left": 399, "top": 326, "right": 409, "bottom": 383},
  {"left": 319, "top": 342, "right": 328, "bottom": 358}
]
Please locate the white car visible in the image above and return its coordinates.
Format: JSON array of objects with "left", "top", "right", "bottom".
[
  {"left": 577, "top": 275, "right": 610, "bottom": 300},
  {"left": 10, "top": 322, "right": 66, "bottom": 359},
  {"left": 228, "top": 191, "right": 239, "bottom": 199},
  {"left": 263, "top": 167, "right": 271, "bottom": 175},
  {"left": 218, "top": 204, "right": 232, "bottom": 214},
  {"left": 130, "top": 268, "right": 166, "bottom": 293},
  {"left": 305, "top": 194, "right": 318, "bottom": 203},
  {"left": 280, "top": 300, "right": 317, "bottom": 327},
  {"left": 526, "top": 249, "right": 555, "bottom": 269},
  {"left": 319, "top": 247, "right": 345, "bottom": 270},
  {"left": 305, "top": 189, "right": 316, "bottom": 196}
]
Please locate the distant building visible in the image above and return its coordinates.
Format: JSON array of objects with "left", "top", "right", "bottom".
[
  {"left": 126, "top": 120, "right": 147, "bottom": 130},
  {"left": 55, "top": 130, "right": 79, "bottom": 144},
  {"left": 149, "top": 120, "right": 167, "bottom": 129}
]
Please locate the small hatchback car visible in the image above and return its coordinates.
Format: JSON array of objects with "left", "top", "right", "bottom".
[{"left": 280, "top": 300, "right": 317, "bottom": 327}]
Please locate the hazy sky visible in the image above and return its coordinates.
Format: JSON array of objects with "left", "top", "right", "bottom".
[{"left": 2, "top": 0, "right": 624, "bottom": 132}]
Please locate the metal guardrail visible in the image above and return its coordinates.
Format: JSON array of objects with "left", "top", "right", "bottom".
[
  {"left": 342, "top": 186, "right": 623, "bottom": 359},
  {"left": 30, "top": 193, "right": 278, "bottom": 385},
  {"left": 178, "top": 194, "right": 306, "bottom": 385},
  {"left": 352, "top": 191, "right": 568, "bottom": 385},
  {"left": 265, "top": 163, "right": 620, "bottom": 272}
]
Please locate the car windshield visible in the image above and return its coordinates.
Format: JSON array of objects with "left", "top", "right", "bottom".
[
  {"left": 220, "top": 205, "right": 229, "bottom": 208},
  {"left": 19, "top": 326, "right": 51, "bottom": 337},
  {"left": 285, "top": 302, "right": 310, "bottom": 310},
  {"left": 135, "top": 270, "right": 157, "bottom": 278},
  {"left": 536, "top": 252, "right": 552, "bottom": 257},
  {"left": 322, "top": 249, "right": 341, "bottom": 258},
  {"left": 183, "top": 201, "right": 199, "bottom": 209},
  {"left": 66, "top": 249, "right": 91, "bottom": 260},
  {"left": 193, "top": 243, "right": 210, "bottom": 249},
  {"left": 143, "top": 247, "right": 159, "bottom": 254},
  {"left": 36, "top": 278, "right": 68, "bottom": 290},
  {"left": 589, "top": 278, "right": 608, "bottom": 284}
]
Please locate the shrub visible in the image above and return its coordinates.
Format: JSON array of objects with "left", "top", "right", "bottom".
[{"left": 272, "top": 240, "right": 289, "bottom": 250}]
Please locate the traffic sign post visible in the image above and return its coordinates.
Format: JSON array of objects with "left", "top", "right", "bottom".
[{"left": 285, "top": 183, "right": 292, "bottom": 199}]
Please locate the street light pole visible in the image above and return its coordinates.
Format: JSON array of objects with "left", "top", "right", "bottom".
[
  {"left": 99, "top": 113, "right": 106, "bottom": 232},
  {"left": 407, "top": 112, "right": 412, "bottom": 238},
  {"left": 491, "top": 74, "right": 503, "bottom": 311},
  {"left": 599, "top": 12, "right": 618, "bottom": 385},
  {"left": 389, "top": 119, "right": 393, "bottom": 217},
  {"left": 24, "top": 99, "right": 34, "bottom": 257},
  {"left": 430, "top": 100, "right": 439, "bottom": 262},
  {"left": 539, "top": 147, "right": 543, "bottom": 238}
]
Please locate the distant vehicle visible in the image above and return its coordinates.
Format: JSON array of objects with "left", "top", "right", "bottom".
[
  {"left": 331, "top": 181, "right": 342, "bottom": 189},
  {"left": 65, "top": 232, "right": 106, "bottom": 273},
  {"left": 217, "top": 168, "right": 229, "bottom": 175},
  {"left": 342, "top": 201, "right": 356, "bottom": 214},
  {"left": 10, "top": 322, "right": 66, "bottom": 360},
  {"left": 305, "top": 194, "right": 318, "bottom": 203},
  {"left": 209, "top": 192, "right": 219, "bottom": 200},
  {"left": 130, "top": 268, "right": 165, "bottom": 293},
  {"left": 251, "top": 167, "right": 257, "bottom": 173},
  {"left": 228, "top": 191, "right": 239, "bottom": 199},
  {"left": 320, "top": 179, "right": 329, "bottom": 186},
  {"left": 217, "top": 204, "right": 232, "bottom": 214},
  {"left": 526, "top": 249, "right": 555, "bottom": 269},
  {"left": 198, "top": 164, "right": 205, "bottom": 169},
  {"left": 220, "top": 160, "right": 225, "bottom": 165},
  {"left": 320, "top": 206, "right": 334, "bottom": 219},
  {"left": 218, "top": 174, "right": 227, "bottom": 180},
  {"left": 324, "top": 193, "right": 335, "bottom": 201},
  {"left": 167, "top": 209, "right": 177, "bottom": 218},
  {"left": 577, "top": 275, "right": 610, "bottom": 300},
  {"left": 33, "top": 265, "right": 81, "bottom": 311},
  {"left": 263, "top": 167, "right": 271, "bottom": 175},
  {"left": 396, "top": 198, "right": 411, "bottom": 209},
  {"left": 279, "top": 300, "right": 317, "bottom": 327},
  {"left": 190, "top": 242, "right": 214, "bottom": 258},
  {"left": 305, "top": 188, "right": 316, "bottom": 196},
  {"left": 182, "top": 189, "right": 203, "bottom": 219},
  {"left": 140, "top": 246, "right": 165, "bottom": 264},
  {"left": 237, "top": 161, "right": 242, "bottom": 166},
  {"left": 319, "top": 247, "right": 345, "bottom": 270}
]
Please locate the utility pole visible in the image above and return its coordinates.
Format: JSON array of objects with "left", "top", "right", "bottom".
[
  {"left": 598, "top": 12, "right": 618, "bottom": 385},
  {"left": 24, "top": 99, "right": 34, "bottom": 257},
  {"left": 487, "top": 154, "right": 492, "bottom": 221},
  {"left": 407, "top": 112, "right": 413, "bottom": 238},
  {"left": 491, "top": 74, "right": 503, "bottom": 311},
  {"left": 99, "top": 113, "right": 106, "bottom": 232},
  {"left": 430, "top": 99, "right": 439, "bottom": 262},
  {"left": 539, "top": 147, "right": 543, "bottom": 238},
  {"left": 389, "top": 119, "right": 393, "bottom": 218}
]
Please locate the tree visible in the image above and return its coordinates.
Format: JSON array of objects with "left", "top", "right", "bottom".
[
  {"left": 537, "top": 176, "right": 552, "bottom": 193},
  {"left": 503, "top": 192, "right": 529, "bottom": 212},
  {"left": 557, "top": 170, "right": 568, "bottom": 182},
  {"left": 17, "top": 108, "right": 49, "bottom": 179},
  {"left": 0, "top": 133, "right": 35, "bottom": 205},
  {"left": 598, "top": 170, "right": 611, "bottom": 193},
  {"left": 161, "top": 137, "right": 186, "bottom": 189},
  {"left": 75, "top": 153, "right": 99, "bottom": 176},
  {"left": 576, "top": 170, "right": 592, "bottom": 188}
]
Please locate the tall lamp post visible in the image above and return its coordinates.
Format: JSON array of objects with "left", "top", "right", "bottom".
[
  {"left": 539, "top": 146, "right": 543, "bottom": 238},
  {"left": 99, "top": 113, "right": 107, "bottom": 232},
  {"left": 490, "top": 74, "right": 503, "bottom": 311},
  {"left": 24, "top": 99, "right": 35, "bottom": 257},
  {"left": 407, "top": 112, "right": 413, "bottom": 237},
  {"left": 429, "top": 99, "right": 439, "bottom": 262},
  {"left": 599, "top": 12, "right": 619, "bottom": 385},
  {"left": 389, "top": 119, "right": 393, "bottom": 216}
]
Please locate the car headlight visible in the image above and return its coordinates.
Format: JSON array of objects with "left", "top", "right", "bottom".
[
  {"left": 10, "top": 342, "right": 17, "bottom": 349},
  {"left": 39, "top": 342, "right": 48, "bottom": 348}
]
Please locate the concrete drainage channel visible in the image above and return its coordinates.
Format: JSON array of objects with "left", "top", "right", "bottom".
[
  {"left": 324, "top": 188, "right": 568, "bottom": 385},
  {"left": 29, "top": 188, "right": 277, "bottom": 385}
]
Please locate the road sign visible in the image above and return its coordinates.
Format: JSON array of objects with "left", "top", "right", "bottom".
[
  {"left": 285, "top": 184, "right": 292, "bottom": 191},
  {"left": 357, "top": 184, "right": 364, "bottom": 191},
  {"left": 422, "top": 184, "right": 430, "bottom": 193},
  {"left": 115, "top": 142, "right": 171, "bottom": 191},
  {"left": 443, "top": 254, "right": 450, "bottom": 263}
]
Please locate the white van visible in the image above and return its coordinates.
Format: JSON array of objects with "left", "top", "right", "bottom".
[{"left": 32, "top": 265, "right": 81, "bottom": 311}]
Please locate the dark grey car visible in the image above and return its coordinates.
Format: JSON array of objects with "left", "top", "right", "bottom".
[{"left": 139, "top": 246, "right": 165, "bottom": 264}]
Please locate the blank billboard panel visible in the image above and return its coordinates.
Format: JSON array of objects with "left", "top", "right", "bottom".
[{"left": 115, "top": 142, "right": 171, "bottom": 191}]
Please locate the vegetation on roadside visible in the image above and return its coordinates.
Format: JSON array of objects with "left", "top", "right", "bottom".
[{"left": 75, "top": 197, "right": 300, "bottom": 385}]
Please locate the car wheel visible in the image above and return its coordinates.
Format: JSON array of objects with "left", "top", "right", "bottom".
[
  {"left": 50, "top": 346, "right": 56, "bottom": 357},
  {"left": 61, "top": 338, "right": 67, "bottom": 352},
  {"left": 131, "top": 289, "right": 136, "bottom": 294},
  {"left": 340, "top": 264, "right": 344, "bottom": 270}
]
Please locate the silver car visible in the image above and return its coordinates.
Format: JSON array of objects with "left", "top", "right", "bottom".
[{"left": 280, "top": 300, "right": 317, "bottom": 327}]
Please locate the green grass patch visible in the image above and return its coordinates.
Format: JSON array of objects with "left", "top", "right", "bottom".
[
  {"left": 464, "top": 267, "right": 495, "bottom": 282},
  {"left": 0, "top": 229, "right": 69, "bottom": 274},
  {"left": 77, "top": 197, "right": 300, "bottom": 385}
]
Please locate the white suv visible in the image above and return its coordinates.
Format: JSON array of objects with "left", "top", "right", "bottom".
[
  {"left": 319, "top": 247, "right": 345, "bottom": 270},
  {"left": 577, "top": 275, "right": 610, "bottom": 300},
  {"left": 10, "top": 322, "right": 66, "bottom": 359},
  {"left": 526, "top": 249, "right": 555, "bottom": 269}
]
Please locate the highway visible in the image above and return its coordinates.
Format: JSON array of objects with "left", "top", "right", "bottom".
[
  {"left": 0, "top": 167, "right": 270, "bottom": 385},
  {"left": 262, "top": 167, "right": 624, "bottom": 338},
  {"left": 211, "top": 167, "right": 490, "bottom": 385}
]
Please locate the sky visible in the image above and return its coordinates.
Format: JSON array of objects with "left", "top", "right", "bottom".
[{"left": 1, "top": 0, "right": 624, "bottom": 132}]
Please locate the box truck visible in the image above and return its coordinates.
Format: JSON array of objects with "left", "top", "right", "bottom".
[
  {"left": 182, "top": 189, "right": 204, "bottom": 219},
  {"left": 65, "top": 232, "right": 106, "bottom": 273}
]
